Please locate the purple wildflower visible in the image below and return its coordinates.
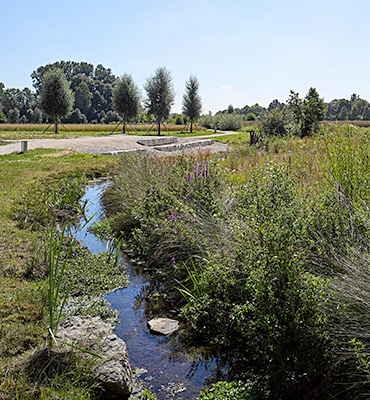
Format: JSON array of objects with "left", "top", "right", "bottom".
[{"left": 171, "top": 256, "right": 176, "bottom": 266}]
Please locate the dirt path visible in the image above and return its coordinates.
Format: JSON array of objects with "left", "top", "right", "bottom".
[{"left": 0, "top": 132, "right": 235, "bottom": 156}]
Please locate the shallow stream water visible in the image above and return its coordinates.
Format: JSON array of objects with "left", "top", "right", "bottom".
[{"left": 74, "top": 181, "right": 218, "bottom": 399}]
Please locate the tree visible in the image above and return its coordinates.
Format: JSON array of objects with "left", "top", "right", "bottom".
[
  {"left": 39, "top": 69, "right": 74, "bottom": 133},
  {"left": 74, "top": 81, "right": 92, "bottom": 115},
  {"left": 182, "top": 75, "right": 202, "bottom": 133},
  {"left": 227, "top": 104, "right": 234, "bottom": 114},
  {"left": 287, "top": 90, "right": 303, "bottom": 126},
  {"left": 338, "top": 105, "right": 349, "bottom": 120},
  {"left": 112, "top": 74, "right": 140, "bottom": 134},
  {"left": 268, "top": 99, "right": 283, "bottom": 112},
  {"left": 144, "top": 67, "right": 175, "bottom": 135},
  {"left": 301, "top": 87, "right": 325, "bottom": 137}
]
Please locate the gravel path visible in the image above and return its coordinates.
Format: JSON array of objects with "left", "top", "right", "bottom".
[{"left": 0, "top": 132, "right": 235, "bottom": 156}]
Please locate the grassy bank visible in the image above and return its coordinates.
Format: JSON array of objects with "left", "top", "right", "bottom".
[
  {"left": 0, "top": 149, "right": 128, "bottom": 399},
  {"left": 101, "top": 125, "right": 370, "bottom": 399}
]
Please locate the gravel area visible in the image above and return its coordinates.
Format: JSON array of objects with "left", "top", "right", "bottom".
[{"left": 0, "top": 133, "right": 232, "bottom": 156}]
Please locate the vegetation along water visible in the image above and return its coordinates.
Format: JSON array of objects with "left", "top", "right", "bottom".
[{"left": 3, "top": 123, "right": 370, "bottom": 399}]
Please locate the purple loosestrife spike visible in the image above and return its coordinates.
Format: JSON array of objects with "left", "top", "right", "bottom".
[
  {"left": 171, "top": 256, "right": 176, "bottom": 266},
  {"left": 188, "top": 172, "right": 191, "bottom": 183}
]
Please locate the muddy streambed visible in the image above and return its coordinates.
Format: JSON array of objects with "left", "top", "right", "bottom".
[{"left": 73, "top": 182, "right": 219, "bottom": 399}]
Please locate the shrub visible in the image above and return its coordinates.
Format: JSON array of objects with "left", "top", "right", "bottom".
[
  {"left": 216, "top": 113, "right": 242, "bottom": 131},
  {"left": 199, "top": 381, "right": 261, "bottom": 399},
  {"left": 246, "top": 112, "right": 258, "bottom": 121},
  {"left": 102, "top": 153, "right": 230, "bottom": 282},
  {"left": 199, "top": 114, "right": 215, "bottom": 129},
  {"left": 261, "top": 108, "right": 292, "bottom": 137},
  {"left": 182, "top": 165, "right": 330, "bottom": 397}
]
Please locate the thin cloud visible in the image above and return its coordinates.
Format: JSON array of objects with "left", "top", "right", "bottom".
[{"left": 220, "top": 85, "right": 232, "bottom": 90}]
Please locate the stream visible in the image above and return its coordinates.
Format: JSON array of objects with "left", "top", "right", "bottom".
[{"left": 73, "top": 181, "right": 219, "bottom": 399}]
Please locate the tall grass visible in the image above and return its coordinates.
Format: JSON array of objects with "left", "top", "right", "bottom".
[
  {"left": 48, "top": 223, "right": 74, "bottom": 348},
  {"left": 323, "top": 124, "right": 370, "bottom": 202}
]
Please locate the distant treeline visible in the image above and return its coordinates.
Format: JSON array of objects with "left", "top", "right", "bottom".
[
  {"left": 217, "top": 93, "right": 370, "bottom": 121},
  {"left": 0, "top": 60, "right": 369, "bottom": 123}
]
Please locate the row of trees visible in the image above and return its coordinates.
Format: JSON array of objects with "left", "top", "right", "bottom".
[
  {"left": 37, "top": 66, "right": 202, "bottom": 134},
  {"left": 219, "top": 92, "right": 370, "bottom": 122}
]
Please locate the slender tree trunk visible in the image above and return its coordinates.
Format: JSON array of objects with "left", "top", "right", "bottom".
[
  {"left": 190, "top": 119, "right": 193, "bottom": 133},
  {"left": 157, "top": 119, "right": 161, "bottom": 136},
  {"left": 123, "top": 120, "right": 126, "bottom": 134},
  {"left": 54, "top": 117, "right": 59, "bottom": 134}
]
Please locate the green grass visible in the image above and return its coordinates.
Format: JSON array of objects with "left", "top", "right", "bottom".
[
  {"left": 0, "top": 149, "right": 120, "bottom": 399},
  {"left": 213, "top": 130, "right": 251, "bottom": 145}
]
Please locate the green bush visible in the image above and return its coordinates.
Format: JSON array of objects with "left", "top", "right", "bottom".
[
  {"left": 182, "top": 165, "right": 330, "bottom": 397},
  {"left": 216, "top": 113, "right": 242, "bottom": 131},
  {"left": 261, "top": 108, "right": 292, "bottom": 137},
  {"left": 199, "top": 114, "right": 215, "bottom": 129},
  {"left": 199, "top": 381, "right": 261, "bottom": 399}
]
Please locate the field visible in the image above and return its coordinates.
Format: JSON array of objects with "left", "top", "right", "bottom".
[{"left": 0, "top": 123, "right": 207, "bottom": 141}]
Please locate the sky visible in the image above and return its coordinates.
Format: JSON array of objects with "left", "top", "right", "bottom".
[{"left": 2, "top": 0, "right": 370, "bottom": 114}]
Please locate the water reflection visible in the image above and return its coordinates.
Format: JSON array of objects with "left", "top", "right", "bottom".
[{"left": 78, "top": 181, "right": 223, "bottom": 399}]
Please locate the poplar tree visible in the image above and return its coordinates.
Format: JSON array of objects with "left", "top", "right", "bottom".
[
  {"left": 182, "top": 75, "right": 202, "bottom": 133},
  {"left": 112, "top": 74, "right": 140, "bottom": 134},
  {"left": 39, "top": 69, "right": 74, "bottom": 133},
  {"left": 144, "top": 67, "right": 175, "bottom": 135}
]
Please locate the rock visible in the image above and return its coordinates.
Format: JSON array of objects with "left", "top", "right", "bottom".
[
  {"left": 147, "top": 317, "right": 179, "bottom": 336},
  {"left": 56, "top": 316, "right": 132, "bottom": 399}
]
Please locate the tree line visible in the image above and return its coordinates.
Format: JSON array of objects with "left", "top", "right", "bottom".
[
  {"left": 0, "top": 61, "right": 202, "bottom": 133},
  {"left": 0, "top": 60, "right": 369, "bottom": 127},
  {"left": 219, "top": 91, "right": 370, "bottom": 122}
]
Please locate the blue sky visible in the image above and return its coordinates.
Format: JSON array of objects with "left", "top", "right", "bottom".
[{"left": 2, "top": 0, "right": 370, "bottom": 113}]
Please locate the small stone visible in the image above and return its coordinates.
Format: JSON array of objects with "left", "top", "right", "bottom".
[{"left": 147, "top": 317, "right": 179, "bottom": 336}]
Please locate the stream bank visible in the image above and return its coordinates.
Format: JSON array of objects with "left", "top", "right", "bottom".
[{"left": 77, "top": 181, "right": 219, "bottom": 399}]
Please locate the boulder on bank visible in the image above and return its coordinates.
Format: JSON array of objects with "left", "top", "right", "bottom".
[
  {"left": 56, "top": 315, "right": 132, "bottom": 399},
  {"left": 147, "top": 317, "right": 179, "bottom": 336}
]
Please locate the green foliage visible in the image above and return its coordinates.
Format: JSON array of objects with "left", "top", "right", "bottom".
[
  {"left": 246, "top": 112, "right": 257, "bottom": 121},
  {"left": 112, "top": 73, "right": 140, "bottom": 133},
  {"left": 182, "top": 165, "right": 330, "bottom": 397},
  {"left": 199, "top": 381, "right": 259, "bottom": 399},
  {"left": 261, "top": 108, "right": 292, "bottom": 137},
  {"left": 12, "top": 177, "right": 86, "bottom": 229},
  {"left": 62, "top": 244, "right": 128, "bottom": 297},
  {"left": 322, "top": 125, "right": 370, "bottom": 203},
  {"left": 47, "top": 223, "right": 74, "bottom": 347},
  {"left": 182, "top": 75, "right": 202, "bottom": 133},
  {"left": 301, "top": 87, "right": 326, "bottom": 137},
  {"left": 199, "top": 114, "right": 215, "bottom": 129},
  {"left": 144, "top": 66, "right": 175, "bottom": 135},
  {"left": 39, "top": 69, "right": 74, "bottom": 133},
  {"left": 350, "top": 338, "right": 370, "bottom": 379},
  {"left": 216, "top": 113, "right": 242, "bottom": 130},
  {"left": 102, "top": 153, "right": 228, "bottom": 286}
]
